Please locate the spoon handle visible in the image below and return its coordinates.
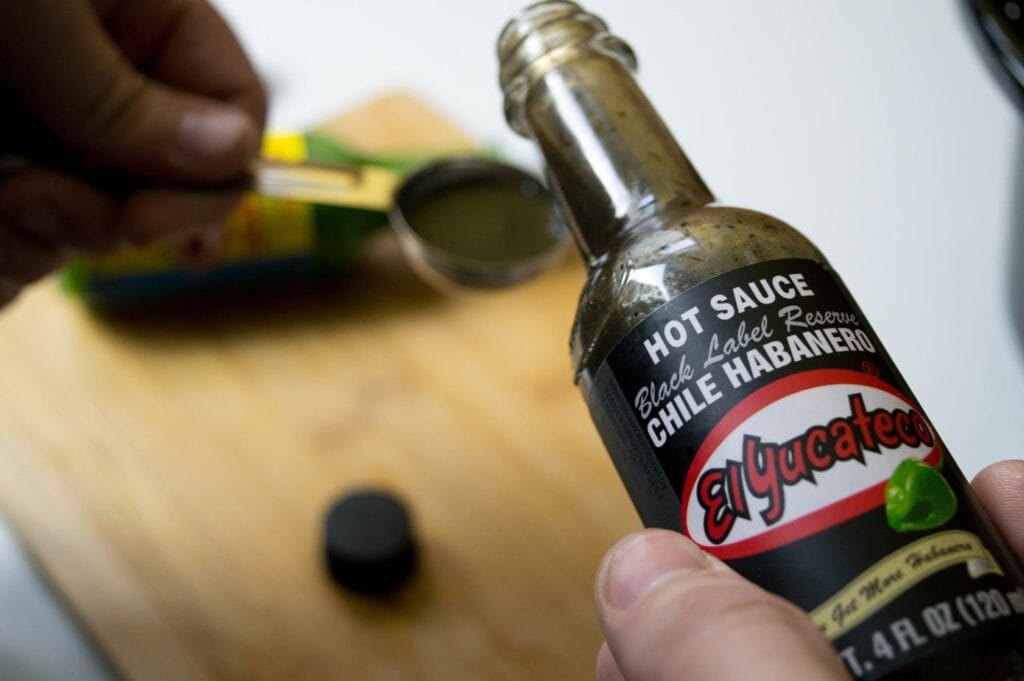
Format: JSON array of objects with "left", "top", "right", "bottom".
[{"left": 251, "top": 158, "right": 399, "bottom": 211}]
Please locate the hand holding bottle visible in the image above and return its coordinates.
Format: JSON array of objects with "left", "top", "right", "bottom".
[{"left": 594, "top": 460, "right": 1024, "bottom": 681}]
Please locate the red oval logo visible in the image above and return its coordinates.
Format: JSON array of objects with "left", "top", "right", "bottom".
[{"left": 681, "top": 369, "right": 940, "bottom": 559}]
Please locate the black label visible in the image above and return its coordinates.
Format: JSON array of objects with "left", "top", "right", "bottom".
[{"left": 587, "top": 258, "right": 1024, "bottom": 679}]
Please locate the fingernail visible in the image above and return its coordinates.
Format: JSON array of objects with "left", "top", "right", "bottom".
[
  {"left": 598, "top": 530, "right": 711, "bottom": 611},
  {"left": 17, "top": 203, "right": 63, "bottom": 240},
  {"left": 179, "top": 108, "right": 254, "bottom": 159}
]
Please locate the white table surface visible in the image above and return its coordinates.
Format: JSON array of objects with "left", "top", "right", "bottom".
[
  {"left": 0, "top": 520, "right": 110, "bottom": 681},
  {"left": 2, "top": 2, "right": 1019, "bottom": 679},
  {"left": 211, "top": 0, "right": 1022, "bottom": 480}
]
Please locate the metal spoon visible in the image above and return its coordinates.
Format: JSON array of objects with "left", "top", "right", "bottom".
[{"left": 252, "top": 156, "right": 567, "bottom": 290}]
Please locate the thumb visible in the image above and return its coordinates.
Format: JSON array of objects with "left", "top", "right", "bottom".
[
  {"left": 595, "top": 529, "right": 850, "bottom": 681},
  {"left": 2, "top": 0, "right": 259, "bottom": 183}
]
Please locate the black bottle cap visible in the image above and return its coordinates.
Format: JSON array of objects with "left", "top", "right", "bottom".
[{"left": 323, "top": 489, "right": 417, "bottom": 594}]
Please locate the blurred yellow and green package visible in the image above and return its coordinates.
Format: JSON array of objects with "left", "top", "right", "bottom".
[{"left": 60, "top": 132, "right": 394, "bottom": 308}]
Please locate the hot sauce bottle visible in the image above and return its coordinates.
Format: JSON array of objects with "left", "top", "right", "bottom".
[{"left": 498, "top": 2, "right": 1024, "bottom": 678}]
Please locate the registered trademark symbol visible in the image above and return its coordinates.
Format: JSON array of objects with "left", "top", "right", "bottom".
[{"left": 861, "top": 361, "right": 879, "bottom": 376}]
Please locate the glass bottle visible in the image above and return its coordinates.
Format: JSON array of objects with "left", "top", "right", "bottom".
[{"left": 499, "top": 2, "right": 1024, "bottom": 679}]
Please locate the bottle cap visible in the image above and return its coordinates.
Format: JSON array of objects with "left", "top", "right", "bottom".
[{"left": 323, "top": 489, "right": 417, "bottom": 594}]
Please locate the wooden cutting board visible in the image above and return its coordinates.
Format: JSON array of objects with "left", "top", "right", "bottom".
[{"left": 0, "top": 94, "right": 640, "bottom": 681}]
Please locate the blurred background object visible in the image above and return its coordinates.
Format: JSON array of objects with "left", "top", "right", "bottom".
[
  {"left": 962, "top": 0, "right": 1024, "bottom": 113},
  {"left": 59, "top": 98, "right": 471, "bottom": 308},
  {"left": 961, "top": 0, "right": 1024, "bottom": 353},
  {"left": 0, "top": 2, "right": 1019, "bottom": 680}
]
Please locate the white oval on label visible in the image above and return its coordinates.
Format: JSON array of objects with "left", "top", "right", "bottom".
[{"left": 681, "top": 370, "right": 939, "bottom": 559}]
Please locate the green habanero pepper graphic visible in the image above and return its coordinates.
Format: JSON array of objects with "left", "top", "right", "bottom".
[{"left": 885, "top": 458, "right": 958, "bottom": 532}]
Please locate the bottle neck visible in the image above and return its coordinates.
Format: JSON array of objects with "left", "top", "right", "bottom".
[{"left": 499, "top": 2, "right": 714, "bottom": 263}]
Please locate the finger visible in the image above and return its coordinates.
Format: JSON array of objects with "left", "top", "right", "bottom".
[
  {"left": 116, "top": 186, "right": 243, "bottom": 247},
  {"left": 95, "top": 0, "right": 267, "bottom": 125},
  {"left": 1, "top": 0, "right": 263, "bottom": 183},
  {"left": 0, "top": 169, "right": 119, "bottom": 254},
  {"left": 596, "top": 641, "right": 627, "bottom": 681},
  {"left": 595, "top": 529, "right": 849, "bottom": 681},
  {"left": 0, "top": 166, "right": 242, "bottom": 254},
  {"left": 972, "top": 460, "right": 1024, "bottom": 564}
]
